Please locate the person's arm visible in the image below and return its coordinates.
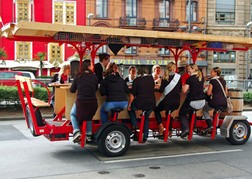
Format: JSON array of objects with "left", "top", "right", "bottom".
[
  {"left": 127, "top": 93, "right": 134, "bottom": 111},
  {"left": 99, "top": 79, "right": 107, "bottom": 96},
  {"left": 182, "top": 84, "right": 189, "bottom": 93},
  {"left": 206, "top": 84, "right": 213, "bottom": 96},
  {"left": 225, "top": 85, "right": 228, "bottom": 96},
  {"left": 70, "top": 78, "right": 77, "bottom": 93}
]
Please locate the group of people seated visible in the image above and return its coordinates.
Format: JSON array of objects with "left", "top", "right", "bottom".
[{"left": 58, "top": 53, "right": 228, "bottom": 143}]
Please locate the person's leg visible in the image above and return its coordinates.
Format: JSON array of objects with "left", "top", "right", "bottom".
[
  {"left": 86, "top": 120, "right": 92, "bottom": 135},
  {"left": 179, "top": 101, "right": 190, "bottom": 138},
  {"left": 203, "top": 102, "right": 213, "bottom": 129},
  {"left": 154, "top": 106, "right": 164, "bottom": 135},
  {"left": 143, "top": 109, "right": 152, "bottom": 139},
  {"left": 100, "top": 102, "right": 109, "bottom": 124},
  {"left": 128, "top": 102, "right": 137, "bottom": 127},
  {"left": 70, "top": 103, "right": 79, "bottom": 133},
  {"left": 70, "top": 103, "right": 81, "bottom": 142}
]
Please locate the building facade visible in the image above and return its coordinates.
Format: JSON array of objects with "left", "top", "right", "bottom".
[
  {"left": 0, "top": 0, "right": 86, "bottom": 77},
  {"left": 207, "top": 0, "right": 251, "bottom": 80},
  {"left": 1, "top": 0, "right": 251, "bottom": 80}
]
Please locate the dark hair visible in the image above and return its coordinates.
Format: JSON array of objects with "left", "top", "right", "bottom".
[
  {"left": 137, "top": 65, "right": 149, "bottom": 76},
  {"left": 104, "top": 62, "right": 117, "bottom": 77},
  {"left": 82, "top": 60, "right": 91, "bottom": 71},
  {"left": 98, "top": 53, "right": 110, "bottom": 62},
  {"left": 129, "top": 66, "right": 136, "bottom": 72},
  {"left": 77, "top": 60, "right": 91, "bottom": 78},
  {"left": 212, "top": 67, "right": 221, "bottom": 76}
]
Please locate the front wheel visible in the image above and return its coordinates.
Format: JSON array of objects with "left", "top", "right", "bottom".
[
  {"left": 226, "top": 120, "right": 251, "bottom": 145},
  {"left": 98, "top": 124, "right": 130, "bottom": 157}
]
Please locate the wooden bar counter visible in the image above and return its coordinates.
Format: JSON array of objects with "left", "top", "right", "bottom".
[{"left": 54, "top": 85, "right": 204, "bottom": 121}]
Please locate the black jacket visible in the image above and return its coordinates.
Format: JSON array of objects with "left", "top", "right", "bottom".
[
  {"left": 100, "top": 73, "right": 128, "bottom": 102},
  {"left": 70, "top": 70, "right": 98, "bottom": 100}
]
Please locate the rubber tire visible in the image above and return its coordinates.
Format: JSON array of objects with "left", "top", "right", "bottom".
[
  {"left": 98, "top": 124, "right": 130, "bottom": 157},
  {"left": 226, "top": 120, "right": 251, "bottom": 145},
  {"left": 26, "top": 106, "right": 42, "bottom": 137}
]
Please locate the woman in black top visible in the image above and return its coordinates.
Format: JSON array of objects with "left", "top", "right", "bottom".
[
  {"left": 203, "top": 67, "right": 227, "bottom": 131},
  {"left": 154, "top": 62, "right": 181, "bottom": 137},
  {"left": 179, "top": 64, "right": 205, "bottom": 138},
  {"left": 99, "top": 62, "right": 129, "bottom": 124},
  {"left": 128, "top": 65, "right": 155, "bottom": 142},
  {"left": 70, "top": 60, "right": 98, "bottom": 143}
]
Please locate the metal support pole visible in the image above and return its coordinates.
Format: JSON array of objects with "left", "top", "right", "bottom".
[{"left": 188, "top": 0, "right": 192, "bottom": 64}]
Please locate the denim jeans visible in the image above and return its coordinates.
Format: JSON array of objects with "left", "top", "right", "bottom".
[
  {"left": 100, "top": 101, "right": 128, "bottom": 124},
  {"left": 70, "top": 103, "right": 92, "bottom": 135},
  {"left": 128, "top": 102, "right": 152, "bottom": 139}
]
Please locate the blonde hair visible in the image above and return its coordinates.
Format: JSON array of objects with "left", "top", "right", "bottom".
[
  {"left": 58, "top": 64, "right": 70, "bottom": 80},
  {"left": 163, "top": 62, "right": 176, "bottom": 80},
  {"left": 188, "top": 63, "right": 202, "bottom": 81},
  {"left": 152, "top": 65, "right": 160, "bottom": 73}
]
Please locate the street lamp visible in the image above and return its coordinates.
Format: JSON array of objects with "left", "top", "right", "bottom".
[
  {"left": 87, "top": 13, "right": 94, "bottom": 26},
  {"left": 246, "top": 21, "right": 252, "bottom": 91}
]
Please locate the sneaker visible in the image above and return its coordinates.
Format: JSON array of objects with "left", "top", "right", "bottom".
[
  {"left": 73, "top": 131, "right": 81, "bottom": 143},
  {"left": 142, "top": 137, "right": 147, "bottom": 143},
  {"left": 204, "top": 126, "right": 213, "bottom": 133},
  {"left": 86, "top": 135, "right": 92, "bottom": 142},
  {"left": 180, "top": 130, "right": 189, "bottom": 138}
]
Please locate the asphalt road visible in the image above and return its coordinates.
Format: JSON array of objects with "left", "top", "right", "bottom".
[{"left": 1, "top": 112, "right": 252, "bottom": 179}]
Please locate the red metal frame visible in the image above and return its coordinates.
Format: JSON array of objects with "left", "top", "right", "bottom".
[{"left": 16, "top": 78, "right": 73, "bottom": 141}]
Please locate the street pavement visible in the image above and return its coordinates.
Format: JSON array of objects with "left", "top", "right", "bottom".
[{"left": 0, "top": 111, "right": 252, "bottom": 179}]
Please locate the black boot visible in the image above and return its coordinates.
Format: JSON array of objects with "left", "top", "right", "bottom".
[{"left": 204, "top": 119, "right": 213, "bottom": 132}]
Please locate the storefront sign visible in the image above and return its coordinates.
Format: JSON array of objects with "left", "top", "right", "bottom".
[{"left": 110, "top": 59, "right": 170, "bottom": 66}]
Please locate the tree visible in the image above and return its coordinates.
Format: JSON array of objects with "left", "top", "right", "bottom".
[
  {"left": 0, "top": 47, "right": 7, "bottom": 65},
  {"left": 34, "top": 52, "right": 46, "bottom": 76}
]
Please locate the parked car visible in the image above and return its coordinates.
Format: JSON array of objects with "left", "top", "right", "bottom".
[{"left": 0, "top": 71, "right": 36, "bottom": 86}]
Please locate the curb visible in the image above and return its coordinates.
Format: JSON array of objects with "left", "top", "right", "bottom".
[{"left": 0, "top": 115, "right": 53, "bottom": 121}]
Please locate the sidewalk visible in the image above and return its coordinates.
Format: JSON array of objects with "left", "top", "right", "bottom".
[{"left": 0, "top": 106, "right": 54, "bottom": 120}]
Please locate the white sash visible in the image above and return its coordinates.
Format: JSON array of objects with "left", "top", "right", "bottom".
[{"left": 156, "top": 73, "right": 181, "bottom": 106}]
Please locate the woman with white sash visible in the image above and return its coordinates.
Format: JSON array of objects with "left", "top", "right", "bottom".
[{"left": 154, "top": 62, "right": 181, "bottom": 137}]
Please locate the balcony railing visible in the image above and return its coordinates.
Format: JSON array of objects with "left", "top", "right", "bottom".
[
  {"left": 153, "top": 18, "right": 180, "bottom": 31},
  {"left": 119, "top": 17, "right": 146, "bottom": 29}
]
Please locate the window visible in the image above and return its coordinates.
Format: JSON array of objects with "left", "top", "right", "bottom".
[
  {"left": 159, "top": 0, "right": 170, "bottom": 27},
  {"left": 186, "top": 1, "right": 197, "bottom": 22},
  {"left": 216, "top": 0, "right": 235, "bottom": 24},
  {"left": 48, "top": 43, "right": 63, "bottom": 66},
  {"left": 213, "top": 51, "right": 236, "bottom": 63},
  {"left": 126, "top": 0, "right": 137, "bottom": 26},
  {"left": 159, "top": 48, "right": 170, "bottom": 56},
  {"left": 96, "top": 0, "right": 108, "bottom": 18},
  {"left": 97, "top": 45, "right": 108, "bottom": 54},
  {"left": 16, "top": 0, "right": 31, "bottom": 22},
  {"left": 125, "top": 46, "right": 137, "bottom": 55},
  {"left": 221, "top": 69, "right": 235, "bottom": 75},
  {"left": 15, "top": 42, "right": 31, "bottom": 60},
  {"left": 53, "top": 1, "right": 76, "bottom": 24}
]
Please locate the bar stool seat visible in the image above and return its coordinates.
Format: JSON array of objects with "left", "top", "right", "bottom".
[{"left": 110, "top": 108, "right": 124, "bottom": 122}]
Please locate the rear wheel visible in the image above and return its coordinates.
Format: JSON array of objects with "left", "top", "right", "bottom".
[
  {"left": 226, "top": 120, "right": 251, "bottom": 145},
  {"left": 26, "top": 106, "right": 43, "bottom": 137},
  {"left": 98, "top": 124, "right": 130, "bottom": 157}
]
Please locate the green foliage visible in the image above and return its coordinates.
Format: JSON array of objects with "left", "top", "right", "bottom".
[
  {"left": 243, "top": 91, "right": 252, "bottom": 103},
  {"left": 0, "top": 86, "right": 52, "bottom": 105},
  {"left": 0, "top": 86, "right": 19, "bottom": 103}
]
